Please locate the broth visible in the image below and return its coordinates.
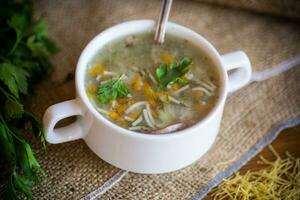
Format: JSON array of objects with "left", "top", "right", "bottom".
[{"left": 85, "top": 32, "right": 220, "bottom": 133}]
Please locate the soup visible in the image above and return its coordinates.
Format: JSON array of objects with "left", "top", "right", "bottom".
[{"left": 85, "top": 32, "right": 220, "bottom": 133}]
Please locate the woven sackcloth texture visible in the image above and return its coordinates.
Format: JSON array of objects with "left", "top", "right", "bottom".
[
  {"left": 3, "top": 0, "right": 298, "bottom": 199},
  {"left": 195, "top": 0, "right": 300, "bottom": 19}
]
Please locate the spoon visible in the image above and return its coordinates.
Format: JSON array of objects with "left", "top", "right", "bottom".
[
  {"left": 154, "top": 0, "right": 173, "bottom": 44},
  {"left": 153, "top": 0, "right": 186, "bottom": 134}
]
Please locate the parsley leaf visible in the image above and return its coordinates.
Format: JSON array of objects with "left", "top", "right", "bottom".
[
  {"left": 0, "top": 122, "right": 15, "bottom": 164},
  {"left": 27, "top": 35, "right": 57, "bottom": 58},
  {"left": 7, "top": 13, "right": 29, "bottom": 54},
  {"left": 156, "top": 64, "right": 167, "bottom": 80},
  {"left": 12, "top": 171, "right": 33, "bottom": 198},
  {"left": 30, "top": 19, "right": 48, "bottom": 39},
  {"left": 97, "top": 74, "right": 129, "bottom": 104},
  {"left": 4, "top": 95, "right": 24, "bottom": 118},
  {"left": 23, "top": 112, "right": 46, "bottom": 148},
  {"left": 0, "top": 63, "right": 29, "bottom": 97},
  {"left": 24, "top": 143, "right": 44, "bottom": 174},
  {"left": 155, "top": 57, "right": 192, "bottom": 89}
]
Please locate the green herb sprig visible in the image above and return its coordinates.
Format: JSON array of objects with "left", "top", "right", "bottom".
[
  {"left": 0, "top": 0, "right": 58, "bottom": 199},
  {"left": 155, "top": 57, "right": 192, "bottom": 89},
  {"left": 97, "top": 74, "right": 130, "bottom": 104}
]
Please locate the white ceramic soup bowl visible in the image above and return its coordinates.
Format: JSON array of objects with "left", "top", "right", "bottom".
[{"left": 43, "top": 20, "right": 251, "bottom": 174}]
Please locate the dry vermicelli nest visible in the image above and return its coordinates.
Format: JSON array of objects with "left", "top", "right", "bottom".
[{"left": 210, "top": 146, "right": 300, "bottom": 200}]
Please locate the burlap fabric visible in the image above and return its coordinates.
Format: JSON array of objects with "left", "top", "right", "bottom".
[
  {"left": 6, "top": 0, "right": 299, "bottom": 199},
  {"left": 195, "top": 0, "right": 300, "bottom": 19}
]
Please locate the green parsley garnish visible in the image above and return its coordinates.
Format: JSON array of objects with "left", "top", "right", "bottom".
[
  {"left": 97, "top": 74, "right": 130, "bottom": 104},
  {"left": 155, "top": 57, "right": 192, "bottom": 89},
  {"left": 0, "top": 0, "right": 58, "bottom": 199}
]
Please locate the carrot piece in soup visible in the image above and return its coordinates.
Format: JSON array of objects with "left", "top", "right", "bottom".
[
  {"left": 117, "top": 98, "right": 128, "bottom": 104},
  {"left": 161, "top": 52, "right": 173, "bottom": 64},
  {"left": 108, "top": 111, "right": 120, "bottom": 120},
  {"left": 127, "top": 99, "right": 135, "bottom": 106},
  {"left": 132, "top": 74, "right": 143, "bottom": 91},
  {"left": 87, "top": 83, "right": 97, "bottom": 92},
  {"left": 115, "top": 104, "right": 126, "bottom": 113},
  {"left": 87, "top": 92, "right": 93, "bottom": 99},
  {"left": 89, "top": 64, "right": 104, "bottom": 76},
  {"left": 143, "top": 82, "right": 157, "bottom": 100},
  {"left": 151, "top": 110, "right": 158, "bottom": 118},
  {"left": 117, "top": 119, "right": 129, "bottom": 127},
  {"left": 129, "top": 112, "right": 138, "bottom": 120},
  {"left": 171, "top": 83, "right": 179, "bottom": 91},
  {"left": 86, "top": 82, "right": 97, "bottom": 98},
  {"left": 148, "top": 99, "right": 157, "bottom": 108}
]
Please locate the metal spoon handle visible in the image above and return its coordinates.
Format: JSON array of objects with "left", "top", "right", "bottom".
[{"left": 154, "top": 0, "right": 173, "bottom": 44}]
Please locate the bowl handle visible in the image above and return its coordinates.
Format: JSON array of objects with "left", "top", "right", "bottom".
[
  {"left": 43, "top": 99, "right": 86, "bottom": 144},
  {"left": 221, "top": 51, "right": 252, "bottom": 93}
]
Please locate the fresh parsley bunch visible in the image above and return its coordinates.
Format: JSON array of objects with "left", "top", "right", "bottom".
[{"left": 0, "top": 0, "right": 58, "bottom": 199}]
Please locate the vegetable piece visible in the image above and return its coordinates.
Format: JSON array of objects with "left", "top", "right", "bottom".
[
  {"left": 89, "top": 64, "right": 104, "bottom": 77},
  {"left": 12, "top": 171, "right": 33, "bottom": 197},
  {"left": 0, "top": 63, "right": 29, "bottom": 98},
  {"left": 171, "top": 83, "right": 179, "bottom": 91},
  {"left": 86, "top": 82, "right": 97, "bottom": 98},
  {"left": 117, "top": 98, "right": 128, "bottom": 104},
  {"left": 155, "top": 57, "right": 192, "bottom": 89},
  {"left": 151, "top": 110, "right": 158, "bottom": 118},
  {"left": 148, "top": 99, "right": 157, "bottom": 108},
  {"left": 156, "top": 64, "right": 167, "bottom": 81},
  {"left": 143, "top": 82, "right": 157, "bottom": 101},
  {"left": 115, "top": 104, "right": 126, "bottom": 113},
  {"left": 128, "top": 112, "right": 138, "bottom": 120},
  {"left": 107, "top": 111, "right": 120, "bottom": 120},
  {"left": 161, "top": 52, "right": 174, "bottom": 64},
  {"left": 97, "top": 74, "right": 129, "bottom": 104},
  {"left": 132, "top": 74, "right": 143, "bottom": 91},
  {"left": 174, "top": 77, "right": 189, "bottom": 84},
  {"left": 0, "top": 0, "right": 58, "bottom": 198}
]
